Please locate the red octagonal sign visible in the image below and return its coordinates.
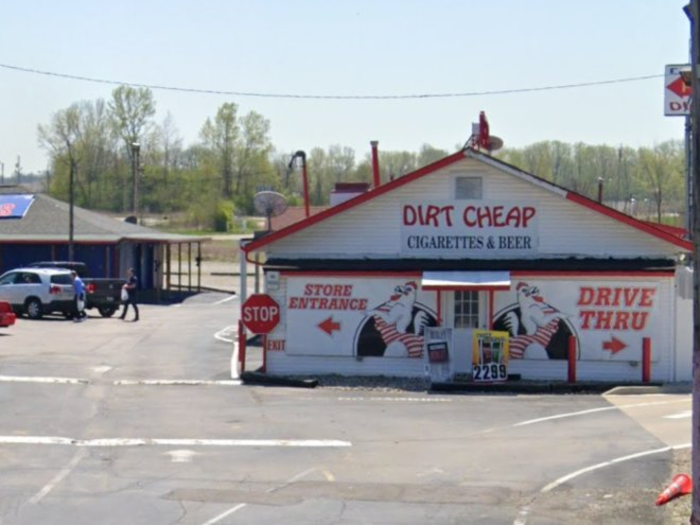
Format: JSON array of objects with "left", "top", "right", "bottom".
[{"left": 241, "top": 294, "right": 280, "bottom": 334}]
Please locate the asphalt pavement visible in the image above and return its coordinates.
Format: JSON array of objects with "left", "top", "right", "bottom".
[{"left": 0, "top": 293, "right": 692, "bottom": 524}]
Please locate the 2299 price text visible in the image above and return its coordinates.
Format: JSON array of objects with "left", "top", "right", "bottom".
[{"left": 472, "top": 363, "right": 508, "bottom": 382}]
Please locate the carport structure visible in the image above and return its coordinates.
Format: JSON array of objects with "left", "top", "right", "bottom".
[{"left": 0, "top": 186, "right": 209, "bottom": 299}]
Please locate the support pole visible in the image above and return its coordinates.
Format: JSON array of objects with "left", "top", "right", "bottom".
[
  {"left": 262, "top": 334, "right": 267, "bottom": 373},
  {"left": 238, "top": 320, "right": 247, "bottom": 374},
  {"left": 568, "top": 336, "right": 577, "bottom": 383},
  {"left": 687, "top": 2, "right": 700, "bottom": 521},
  {"left": 642, "top": 337, "right": 651, "bottom": 383}
]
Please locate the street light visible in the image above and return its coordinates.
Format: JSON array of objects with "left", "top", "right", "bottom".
[{"left": 130, "top": 142, "right": 140, "bottom": 218}]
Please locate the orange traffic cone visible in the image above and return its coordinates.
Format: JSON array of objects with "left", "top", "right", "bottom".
[{"left": 656, "top": 474, "right": 693, "bottom": 506}]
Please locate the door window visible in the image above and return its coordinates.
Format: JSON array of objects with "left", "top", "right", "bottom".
[
  {"left": 454, "top": 290, "right": 480, "bottom": 328},
  {"left": 0, "top": 273, "right": 18, "bottom": 285}
]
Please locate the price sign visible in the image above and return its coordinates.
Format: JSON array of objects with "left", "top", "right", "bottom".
[{"left": 472, "top": 330, "right": 510, "bottom": 383}]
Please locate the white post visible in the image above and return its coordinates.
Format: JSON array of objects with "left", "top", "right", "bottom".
[{"left": 233, "top": 239, "right": 249, "bottom": 379}]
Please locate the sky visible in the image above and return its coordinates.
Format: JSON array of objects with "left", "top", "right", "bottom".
[{"left": 0, "top": 0, "right": 692, "bottom": 175}]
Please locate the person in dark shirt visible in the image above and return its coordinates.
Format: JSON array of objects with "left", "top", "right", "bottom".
[{"left": 120, "top": 267, "right": 139, "bottom": 322}]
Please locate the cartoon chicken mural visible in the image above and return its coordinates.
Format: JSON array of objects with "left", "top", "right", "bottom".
[
  {"left": 500, "top": 282, "right": 574, "bottom": 359},
  {"left": 363, "top": 281, "right": 434, "bottom": 358}
]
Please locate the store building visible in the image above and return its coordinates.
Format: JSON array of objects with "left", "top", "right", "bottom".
[
  {"left": 0, "top": 187, "right": 209, "bottom": 297},
  {"left": 240, "top": 148, "right": 692, "bottom": 383}
]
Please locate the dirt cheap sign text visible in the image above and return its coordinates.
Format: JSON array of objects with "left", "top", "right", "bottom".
[{"left": 400, "top": 200, "right": 539, "bottom": 256}]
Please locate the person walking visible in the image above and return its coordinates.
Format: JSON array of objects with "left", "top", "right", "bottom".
[
  {"left": 71, "top": 270, "right": 86, "bottom": 322},
  {"left": 120, "top": 267, "right": 140, "bottom": 322}
]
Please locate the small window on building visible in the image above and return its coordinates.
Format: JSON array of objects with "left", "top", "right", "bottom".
[
  {"left": 454, "top": 290, "right": 480, "bottom": 328},
  {"left": 455, "top": 177, "right": 483, "bottom": 199}
]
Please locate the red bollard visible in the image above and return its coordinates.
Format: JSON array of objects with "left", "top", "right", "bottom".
[
  {"left": 642, "top": 337, "right": 651, "bottom": 383},
  {"left": 568, "top": 335, "right": 577, "bottom": 383},
  {"left": 238, "top": 320, "right": 247, "bottom": 374}
]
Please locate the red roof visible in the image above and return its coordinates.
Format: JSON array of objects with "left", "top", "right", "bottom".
[
  {"left": 244, "top": 148, "right": 692, "bottom": 253},
  {"left": 269, "top": 206, "right": 328, "bottom": 231}
]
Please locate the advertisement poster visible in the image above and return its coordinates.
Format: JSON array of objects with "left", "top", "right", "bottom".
[
  {"left": 424, "top": 327, "right": 453, "bottom": 383},
  {"left": 472, "top": 330, "right": 510, "bottom": 382},
  {"left": 400, "top": 199, "right": 539, "bottom": 256},
  {"left": 492, "top": 279, "right": 661, "bottom": 362},
  {"left": 286, "top": 277, "right": 438, "bottom": 358}
]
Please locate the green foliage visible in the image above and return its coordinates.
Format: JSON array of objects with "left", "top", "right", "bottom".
[{"left": 37, "top": 94, "right": 687, "bottom": 228}]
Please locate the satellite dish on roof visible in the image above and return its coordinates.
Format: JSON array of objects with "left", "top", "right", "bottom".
[
  {"left": 253, "top": 191, "right": 289, "bottom": 231},
  {"left": 487, "top": 135, "right": 504, "bottom": 152}
]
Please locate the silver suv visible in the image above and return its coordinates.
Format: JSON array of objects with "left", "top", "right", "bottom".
[{"left": 0, "top": 268, "right": 75, "bottom": 319}]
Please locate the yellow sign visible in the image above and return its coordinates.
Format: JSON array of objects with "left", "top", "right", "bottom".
[{"left": 472, "top": 330, "right": 510, "bottom": 382}]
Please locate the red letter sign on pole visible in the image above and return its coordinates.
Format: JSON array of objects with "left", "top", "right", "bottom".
[{"left": 241, "top": 294, "right": 280, "bottom": 334}]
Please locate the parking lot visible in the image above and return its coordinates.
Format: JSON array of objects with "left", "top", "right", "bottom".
[{"left": 0, "top": 292, "right": 692, "bottom": 524}]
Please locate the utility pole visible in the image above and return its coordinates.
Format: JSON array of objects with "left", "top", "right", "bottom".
[
  {"left": 68, "top": 159, "right": 75, "bottom": 262},
  {"left": 685, "top": 1, "right": 700, "bottom": 523}
]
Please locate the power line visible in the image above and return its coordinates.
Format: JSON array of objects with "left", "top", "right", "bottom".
[{"left": 0, "top": 62, "right": 663, "bottom": 100}]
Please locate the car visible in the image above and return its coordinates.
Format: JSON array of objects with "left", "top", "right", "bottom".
[
  {"left": 0, "top": 301, "right": 16, "bottom": 327},
  {"left": 28, "top": 261, "right": 125, "bottom": 318},
  {"left": 0, "top": 268, "right": 76, "bottom": 320}
]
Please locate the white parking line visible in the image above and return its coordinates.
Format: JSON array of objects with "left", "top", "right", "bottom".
[
  {"left": 214, "top": 325, "right": 237, "bottom": 343},
  {"left": 201, "top": 467, "right": 318, "bottom": 525},
  {"left": 513, "top": 399, "right": 689, "bottom": 427},
  {"left": 337, "top": 397, "right": 452, "bottom": 403},
  {"left": 0, "top": 375, "right": 88, "bottom": 385},
  {"left": 213, "top": 295, "right": 237, "bottom": 305},
  {"left": 513, "top": 442, "right": 691, "bottom": 525},
  {"left": 664, "top": 410, "right": 692, "bottom": 419},
  {"left": 0, "top": 436, "right": 352, "bottom": 448},
  {"left": 540, "top": 442, "right": 691, "bottom": 493},
  {"left": 27, "top": 449, "right": 87, "bottom": 505},
  {"left": 113, "top": 379, "right": 241, "bottom": 386}
]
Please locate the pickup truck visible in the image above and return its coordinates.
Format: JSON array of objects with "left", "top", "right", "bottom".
[{"left": 29, "top": 261, "right": 125, "bottom": 317}]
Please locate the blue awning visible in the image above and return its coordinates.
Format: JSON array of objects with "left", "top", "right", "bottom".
[{"left": 0, "top": 194, "right": 35, "bottom": 219}]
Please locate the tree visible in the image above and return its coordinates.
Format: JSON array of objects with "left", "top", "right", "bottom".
[
  {"left": 638, "top": 141, "right": 684, "bottom": 222},
  {"left": 108, "top": 85, "right": 156, "bottom": 212},
  {"left": 200, "top": 102, "right": 239, "bottom": 198},
  {"left": 38, "top": 103, "right": 83, "bottom": 260}
]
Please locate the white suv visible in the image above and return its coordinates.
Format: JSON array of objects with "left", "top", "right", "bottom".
[{"left": 0, "top": 268, "right": 76, "bottom": 319}]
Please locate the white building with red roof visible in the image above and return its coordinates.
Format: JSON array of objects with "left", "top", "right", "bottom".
[{"left": 240, "top": 147, "right": 692, "bottom": 384}]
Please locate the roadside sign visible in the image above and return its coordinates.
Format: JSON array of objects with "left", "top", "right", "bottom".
[
  {"left": 472, "top": 330, "right": 509, "bottom": 383},
  {"left": 665, "top": 64, "right": 692, "bottom": 116},
  {"left": 241, "top": 294, "right": 280, "bottom": 334}
]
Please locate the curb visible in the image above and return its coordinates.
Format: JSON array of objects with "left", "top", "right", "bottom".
[
  {"left": 430, "top": 381, "right": 665, "bottom": 395},
  {"left": 240, "top": 372, "right": 319, "bottom": 389}
]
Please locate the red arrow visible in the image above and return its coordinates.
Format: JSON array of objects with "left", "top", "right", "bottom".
[
  {"left": 602, "top": 336, "right": 627, "bottom": 355},
  {"left": 318, "top": 316, "right": 341, "bottom": 336},
  {"left": 667, "top": 76, "right": 692, "bottom": 98}
]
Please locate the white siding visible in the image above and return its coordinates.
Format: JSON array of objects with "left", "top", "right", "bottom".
[
  {"left": 506, "top": 277, "right": 676, "bottom": 382},
  {"left": 262, "top": 158, "right": 682, "bottom": 260},
  {"left": 265, "top": 276, "right": 432, "bottom": 378},
  {"left": 675, "top": 271, "right": 693, "bottom": 382}
]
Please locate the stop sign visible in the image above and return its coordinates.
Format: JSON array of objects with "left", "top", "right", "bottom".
[{"left": 241, "top": 294, "right": 280, "bottom": 334}]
